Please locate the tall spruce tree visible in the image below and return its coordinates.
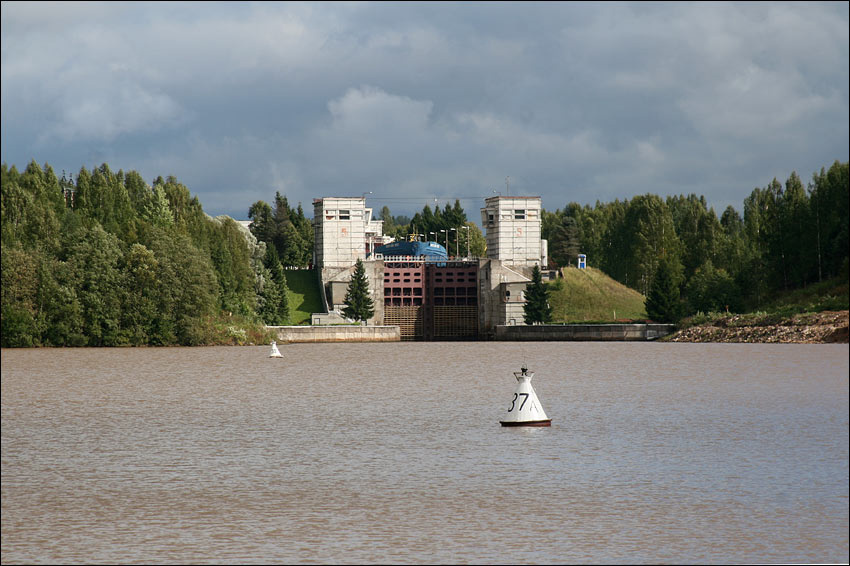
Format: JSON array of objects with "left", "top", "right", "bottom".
[
  {"left": 260, "top": 245, "right": 290, "bottom": 325},
  {"left": 645, "top": 256, "right": 681, "bottom": 323},
  {"left": 342, "top": 258, "right": 374, "bottom": 323},
  {"left": 523, "top": 265, "right": 552, "bottom": 324}
]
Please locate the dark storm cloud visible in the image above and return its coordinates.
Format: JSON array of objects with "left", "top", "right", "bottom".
[{"left": 2, "top": 1, "right": 847, "bottom": 221}]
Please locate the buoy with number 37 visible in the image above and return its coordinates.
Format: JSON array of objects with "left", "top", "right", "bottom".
[{"left": 499, "top": 365, "right": 551, "bottom": 427}]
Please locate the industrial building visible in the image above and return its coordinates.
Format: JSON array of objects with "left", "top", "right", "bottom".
[{"left": 312, "top": 195, "right": 547, "bottom": 340}]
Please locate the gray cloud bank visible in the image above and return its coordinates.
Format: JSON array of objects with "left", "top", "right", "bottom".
[{"left": 2, "top": 1, "right": 847, "bottom": 221}]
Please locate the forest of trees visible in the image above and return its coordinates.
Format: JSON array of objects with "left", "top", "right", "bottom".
[
  {"left": 2, "top": 158, "right": 847, "bottom": 346},
  {"left": 1, "top": 161, "right": 282, "bottom": 347},
  {"left": 247, "top": 193, "right": 313, "bottom": 268},
  {"left": 542, "top": 160, "right": 849, "bottom": 317}
]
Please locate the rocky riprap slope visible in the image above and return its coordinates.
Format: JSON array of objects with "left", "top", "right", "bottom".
[{"left": 666, "top": 311, "right": 849, "bottom": 344}]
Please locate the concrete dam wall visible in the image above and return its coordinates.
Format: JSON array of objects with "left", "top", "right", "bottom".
[
  {"left": 270, "top": 325, "right": 401, "bottom": 343},
  {"left": 494, "top": 323, "right": 676, "bottom": 341}
]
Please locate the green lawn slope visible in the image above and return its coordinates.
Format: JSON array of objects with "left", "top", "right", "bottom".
[
  {"left": 547, "top": 266, "right": 648, "bottom": 323},
  {"left": 283, "top": 269, "right": 325, "bottom": 324}
]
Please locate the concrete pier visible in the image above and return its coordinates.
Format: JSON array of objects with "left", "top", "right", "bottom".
[
  {"left": 270, "top": 325, "right": 400, "bottom": 344},
  {"left": 494, "top": 323, "right": 676, "bottom": 341}
]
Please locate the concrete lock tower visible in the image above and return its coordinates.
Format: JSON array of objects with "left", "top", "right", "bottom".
[
  {"left": 480, "top": 196, "right": 547, "bottom": 268},
  {"left": 313, "top": 197, "right": 369, "bottom": 269},
  {"left": 312, "top": 196, "right": 386, "bottom": 324}
]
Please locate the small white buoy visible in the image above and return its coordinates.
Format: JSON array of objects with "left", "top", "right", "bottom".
[
  {"left": 269, "top": 340, "right": 282, "bottom": 358},
  {"left": 499, "top": 365, "right": 551, "bottom": 427}
]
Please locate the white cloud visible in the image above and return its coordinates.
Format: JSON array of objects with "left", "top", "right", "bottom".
[
  {"left": 1, "top": 1, "right": 847, "bottom": 219},
  {"left": 326, "top": 86, "right": 434, "bottom": 134},
  {"left": 40, "top": 83, "right": 184, "bottom": 144}
]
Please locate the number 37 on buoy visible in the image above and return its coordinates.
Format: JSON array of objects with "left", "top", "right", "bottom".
[{"left": 499, "top": 365, "right": 551, "bottom": 427}]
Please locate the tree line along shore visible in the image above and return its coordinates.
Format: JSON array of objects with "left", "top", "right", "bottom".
[{"left": 1, "top": 159, "right": 847, "bottom": 347}]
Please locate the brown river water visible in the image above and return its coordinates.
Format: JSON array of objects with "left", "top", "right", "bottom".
[{"left": 1, "top": 342, "right": 847, "bottom": 564}]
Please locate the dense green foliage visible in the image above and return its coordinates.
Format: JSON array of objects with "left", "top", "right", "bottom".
[
  {"left": 3, "top": 157, "right": 845, "bottom": 344},
  {"left": 1, "top": 161, "right": 276, "bottom": 346},
  {"left": 542, "top": 160, "right": 849, "bottom": 320},
  {"left": 523, "top": 265, "right": 552, "bottom": 324},
  {"left": 247, "top": 192, "right": 313, "bottom": 268},
  {"left": 645, "top": 256, "right": 682, "bottom": 323},
  {"left": 258, "top": 245, "right": 290, "bottom": 325},
  {"left": 674, "top": 275, "right": 849, "bottom": 332},
  {"left": 342, "top": 259, "right": 375, "bottom": 322}
]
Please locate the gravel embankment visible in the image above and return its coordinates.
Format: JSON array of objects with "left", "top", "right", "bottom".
[{"left": 665, "top": 310, "right": 849, "bottom": 343}]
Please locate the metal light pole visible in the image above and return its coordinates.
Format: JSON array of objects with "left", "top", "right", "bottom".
[
  {"left": 450, "top": 228, "right": 458, "bottom": 257},
  {"left": 463, "top": 225, "right": 470, "bottom": 258},
  {"left": 440, "top": 229, "right": 447, "bottom": 251},
  {"left": 429, "top": 231, "right": 436, "bottom": 242}
]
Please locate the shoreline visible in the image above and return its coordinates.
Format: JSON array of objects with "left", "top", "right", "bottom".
[{"left": 662, "top": 310, "right": 849, "bottom": 344}]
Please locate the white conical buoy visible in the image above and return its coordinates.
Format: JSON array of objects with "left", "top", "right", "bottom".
[
  {"left": 269, "top": 340, "right": 282, "bottom": 358},
  {"left": 499, "top": 365, "right": 551, "bottom": 427}
]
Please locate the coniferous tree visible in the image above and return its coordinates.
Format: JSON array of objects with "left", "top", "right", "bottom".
[
  {"left": 550, "top": 216, "right": 581, "bottom": 268},
  {"left": 342, "top": 258, "right": 374, "bottom": 323},
  {"left": 259, "top": 245, "right": 290, "bottom": 325},
  {"left": 248, "top": 200, "right": 276, "bottom": 244},
  {"left": 523, "top": 265, "right": 552, "bottom": 324},
  {"left": 645, "top": 256, "right": 681, "bottom": 323}
]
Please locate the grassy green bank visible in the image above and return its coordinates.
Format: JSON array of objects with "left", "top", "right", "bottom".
[
  {"left": 283, "top": 269, "right": 325, "bottom": 325},
  {"left": 547, "top": 266, "right": 648, "bottom": 323}
]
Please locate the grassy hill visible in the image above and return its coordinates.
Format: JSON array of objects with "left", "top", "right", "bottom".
[
  {"left": 547, "top": 266, "right": 648, "bottom": 323},
  {"left": 283, "top": 269, "right": 325, "bottom": 325}
]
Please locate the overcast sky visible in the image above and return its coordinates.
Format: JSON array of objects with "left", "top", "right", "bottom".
[{"left": 2, "top": 1, "right": 848, "bottom": 223}]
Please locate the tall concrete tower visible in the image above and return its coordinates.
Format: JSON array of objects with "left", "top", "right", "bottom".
[
  {"left": 480, "top": 196, "right": 546, "bottom": 268},
  {"left": 313, "top": 197, "right": 369, "bottom": 269}
]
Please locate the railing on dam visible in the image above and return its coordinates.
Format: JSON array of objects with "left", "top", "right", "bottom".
[{"left": 374, "top": 254, "right": 477, "bottom": 268}]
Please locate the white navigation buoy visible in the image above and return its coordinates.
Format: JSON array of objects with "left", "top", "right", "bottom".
[
  {"left": 269, "top": 340, "right": 282, "bottom": 358},
  {"left": 499, "top": 365, "right": 551, "bottom": 427}
]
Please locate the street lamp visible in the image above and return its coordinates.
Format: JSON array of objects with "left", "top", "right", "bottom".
[
  {"left": 450, "top": 228, "right": 458, "bottom": 257},
  {"left": 429, "top": 231, "right": 436, "bottom": 242},
  {"left": 463, "top": 225, "right": 470, "bottom": 258},
  {"left": 440, "top": 229, "right": 447, "bottom": 250}
]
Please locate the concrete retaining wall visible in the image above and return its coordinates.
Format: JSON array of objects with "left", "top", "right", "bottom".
[
  {"left": 494, "top": 323, "right": 676, "bottom": 341},
  {"left": 270, "top": 325, "right": 400, "bottom": 343}
]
